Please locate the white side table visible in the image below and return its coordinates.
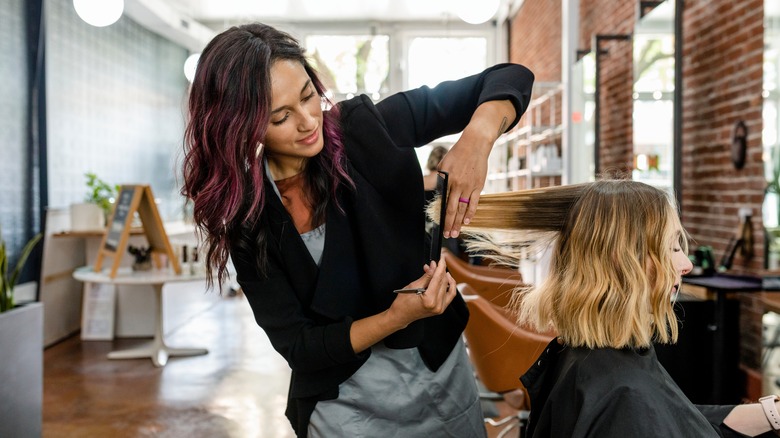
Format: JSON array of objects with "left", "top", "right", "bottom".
[{"left": 73, "top": 266, "right": 209, "bottom": 367}]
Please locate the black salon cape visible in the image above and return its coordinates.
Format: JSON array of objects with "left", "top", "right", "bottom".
[{"left": 521, "top": 339, "right": 772, "bottom": 438}]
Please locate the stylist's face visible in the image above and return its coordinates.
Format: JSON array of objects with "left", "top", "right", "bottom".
[{"left": 264, "top": 59, "right": 324, "bottom": 178}]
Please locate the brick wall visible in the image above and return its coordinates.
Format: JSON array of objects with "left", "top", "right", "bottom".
[
  {"left": 509, "top": 0, "right": 769, "bottom": 385},
  {"left": 579, "top": 0, "right": 635, "bottom": 174},
  {"left": 681, "top": 0, "right": 765, "bottom": 370},
  {"left": 681, "top": 0, "right": 765, "bottom": 273},
  {"left": 508, "top": 0, "right": 561, "bottom": 82}
]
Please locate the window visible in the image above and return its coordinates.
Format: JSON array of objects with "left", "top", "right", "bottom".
[
  {"left": 300, "top": 25, "right": 497, "bottom": 170},
  {"left": 407, "top": 37, "right": 487, "bottom": 88},
  {"left": 305, "top": 34, "right": 390, "bottom": 101}
]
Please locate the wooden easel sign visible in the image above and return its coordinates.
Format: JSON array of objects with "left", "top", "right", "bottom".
[{"left": 94, "top": 185, "right": 181, "bottom": 278}]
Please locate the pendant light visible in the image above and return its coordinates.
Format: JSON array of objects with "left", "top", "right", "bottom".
[
  {"left": 73, "top": 0, "right": 124, "bottom": 27},
  {"left": 456, "top": 0, "right": 500, "bottom": 25}
]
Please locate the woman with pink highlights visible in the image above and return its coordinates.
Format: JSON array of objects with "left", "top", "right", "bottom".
[{"left": 182, "top": 23, "right": 533, "bottom": 437}]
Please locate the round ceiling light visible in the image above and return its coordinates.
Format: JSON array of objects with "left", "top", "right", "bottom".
[
  {"left": 456, "top": 0, "right": 500, "bottom": 25},
  {"left": 73, "top": 0, "right": 124, "bottom": 27}
]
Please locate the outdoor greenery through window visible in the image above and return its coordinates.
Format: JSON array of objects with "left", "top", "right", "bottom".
[
  {"left": 303, "top": 31, "right": 491, "bottom": 168},
  {"left": 632, "top": 1, "right": 675, "bottom": 193},
  {"left": 305, "top": 35, "right": 390, "bottom": 101}
]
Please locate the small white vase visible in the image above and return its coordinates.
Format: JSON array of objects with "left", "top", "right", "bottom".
[{"left": 70, "top": 203, "right": 105, "bottom": 231}]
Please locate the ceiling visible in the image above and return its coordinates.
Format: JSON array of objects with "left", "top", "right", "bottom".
[
  {"left": 165, "top": 0, "right": 513, "bottom": 25},
  {"left": 124, "top": 0, "right": 521, "bottom": 52}
]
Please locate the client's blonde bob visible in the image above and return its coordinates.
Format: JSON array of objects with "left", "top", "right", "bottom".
[{"left": 440, "top": 180, "right": 686, "bottom": 349}]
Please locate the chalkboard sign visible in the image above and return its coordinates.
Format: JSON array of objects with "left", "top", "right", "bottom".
[
  {"left": 94, "top": 185, "right": 181, "bottom": 278},
  {"left": 104, "top": 186, "right": 136, "bottom": 252}
]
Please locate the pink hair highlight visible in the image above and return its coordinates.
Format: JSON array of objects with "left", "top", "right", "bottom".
[{"left": 181, "top": 24, "right": 353, "bottom": 287}]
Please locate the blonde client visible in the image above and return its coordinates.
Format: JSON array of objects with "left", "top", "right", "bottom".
[{"left": 452, "top": 179, "right": 780, "bottom": 437}]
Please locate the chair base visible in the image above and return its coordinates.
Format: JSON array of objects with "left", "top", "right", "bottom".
[{"left": 485, "top": 410, "right": 529, "bottom": 438}]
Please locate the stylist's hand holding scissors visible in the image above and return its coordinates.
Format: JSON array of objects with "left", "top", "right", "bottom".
[
  {"left": 350, "top": 258, "right": 456, "bottom": 353},
  {"left": 388, "top": 258, "right": 457, "bottom": 329},
  {"left": 438, "top": 99, "right": 516, "bottom": 238}
]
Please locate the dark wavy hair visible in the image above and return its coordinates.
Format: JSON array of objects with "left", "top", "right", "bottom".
[{"left": 182, "top": 23, "right": 353, "bottom": 287}]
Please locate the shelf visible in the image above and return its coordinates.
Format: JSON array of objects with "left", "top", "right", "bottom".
[
  {"left": 514, "top": 126, "right": 564, "bottom": 147},
  {"left": 486, "top": 82, "right": 564, "bottom": 192},
  {"left": 498, "top": 125, "right": 564, "bottom": 147},
  {"left": 495, "top": 125, "right": 532, "bottom": 144},
  {"left": 487, "top": 170, "right": 526, "bottom": 181},
  {"left": 487, "top": 169, "right": 562, "bottom": 180},
  {"left": 530, "top": 169, "right": 562, "bottom": 177},
  {"left": 527, "top": 82, "right": 564, "bottom": 108}
]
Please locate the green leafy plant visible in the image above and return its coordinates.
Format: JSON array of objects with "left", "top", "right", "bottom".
[
  {"left": 0, "top": 227, "right": 42, "bottom": 313},
  {"left": 84, "top": 172, "right": 119, "bottom": 218},
  {"left": 768, "top": 146, "right": 780, "bottom": 196}
]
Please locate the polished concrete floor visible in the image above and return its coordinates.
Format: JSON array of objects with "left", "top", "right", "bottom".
[
  {"left": 43, "top": 293, "right": 519, "bottom": 437},
  {"left": 43, "top": 293, "right": 295, "bottom": 438}
]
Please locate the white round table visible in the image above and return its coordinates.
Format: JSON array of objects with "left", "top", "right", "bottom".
[{"left": 73, "top": 266, "right": 209, "bottom": 367}]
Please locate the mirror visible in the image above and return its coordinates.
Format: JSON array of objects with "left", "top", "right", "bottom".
[
  {"left": 632, "top": 0, "right": 676, "bottom": 195},
  {"left": 764, "top": 0, "right": 780, "bottom": 268},
  {"left": 569, "top": 51, "right": 597, "bottom": 184}
]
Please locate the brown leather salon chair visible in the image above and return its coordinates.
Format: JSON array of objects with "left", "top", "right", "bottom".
[
  {"left": 444, "top": 248, "right": 521, "bottom": 280},
  {"left": 461, "top": 284, "right": 555, "bottom": 437},
  {"left": 444, "top": 249, "right": 524, "bottom": 309}
]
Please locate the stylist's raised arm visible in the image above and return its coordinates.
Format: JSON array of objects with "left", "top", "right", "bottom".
[{"left": 439, "top": 99, "right": 517, "bottom": 238}]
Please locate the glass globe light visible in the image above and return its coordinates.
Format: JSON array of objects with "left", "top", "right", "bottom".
[
  {"left": 73, "top": 0, "right": 124, "bottom": 27},
  {"left": 456, "top": 0, "right": 500, "bottom": 25}
]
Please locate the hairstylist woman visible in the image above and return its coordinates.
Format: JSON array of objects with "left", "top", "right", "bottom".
[{"left": 182, "top": 23, "right": 534, "bottom": 437}]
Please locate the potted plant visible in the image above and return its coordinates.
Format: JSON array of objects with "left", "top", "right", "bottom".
[
  {"left": 0, "top": 226, "right": 43, "bottom": 438},
  {"left": 70, "top": 172, "right": 118, "bottom": 231},
  {"left": 1, "top": 230, "right": 42, "bottom": 312},
  {"left": 84, "top": 172, "right": 119, "bottom": 219},
  {"left": 128, "top": 245, "right": 152, "bottom": 271}
]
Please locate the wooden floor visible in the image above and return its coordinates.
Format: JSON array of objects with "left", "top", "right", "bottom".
[{"left": 43, "top": 293, "right": 520, "bottom": 437}]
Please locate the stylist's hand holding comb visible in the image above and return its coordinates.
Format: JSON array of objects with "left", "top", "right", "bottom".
[{"left": 438, "top": 99, "right": 516, "bottom": 238}]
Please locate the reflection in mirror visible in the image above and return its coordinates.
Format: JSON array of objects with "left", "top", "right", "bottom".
[
  {"left": 632, "top": 0, "right": 675, "bottom": 194},
  {"left": 764, "top": 0, "right": 780, "bottom": 268},
  {"left": 569, "top": 52, "right": 596, "bottom": 184}
]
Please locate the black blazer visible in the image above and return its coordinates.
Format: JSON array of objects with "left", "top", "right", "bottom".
[{"left": 231, "top": 63, "right": 534, "bottom": 436}]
